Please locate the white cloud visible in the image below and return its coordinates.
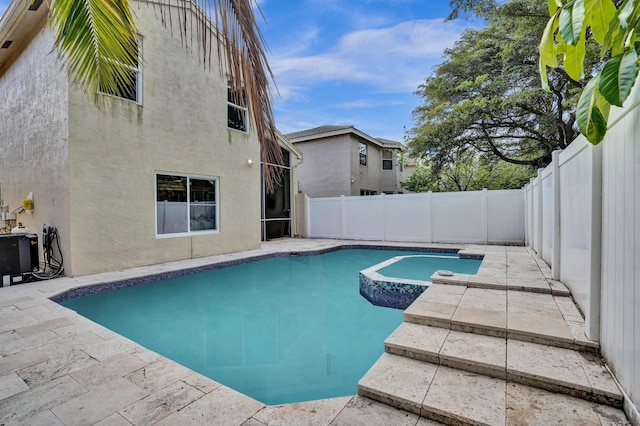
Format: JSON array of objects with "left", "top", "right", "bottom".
[{"left": 269, "top": 18, "right": 468, "bottom": 98}]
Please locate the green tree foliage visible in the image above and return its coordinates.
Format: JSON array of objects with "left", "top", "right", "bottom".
[
  {"left": 400, "top": 154, "right": 535, "bottom": 193},
  {"left": 540, "top": 0, "right": 639, "bottom": 144},
  {"left": 408, "top": 0, "right": 603, "bottom": 175}
]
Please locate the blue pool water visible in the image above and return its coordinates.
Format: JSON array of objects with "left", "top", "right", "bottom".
[
  {"left": 378, "top": 255, "right": 481, "bottom": 281},
  {"left": 60, "top": 248, "right": 474, "bottom": 405}
]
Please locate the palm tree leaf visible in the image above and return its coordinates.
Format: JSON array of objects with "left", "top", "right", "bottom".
[{"left": 49, "top": 0, "right": 139, "bottom": 101}]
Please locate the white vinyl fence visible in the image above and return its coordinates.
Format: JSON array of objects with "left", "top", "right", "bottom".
[
  {"left": 306, "top": 189, "right": 524, "bottom": 245},
  {"left": 524, "top": 81, "right": 640, "bottom": 421}
]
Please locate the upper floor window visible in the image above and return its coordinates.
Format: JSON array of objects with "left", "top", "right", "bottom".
[
  {"left": 99, "top": 39, "right": 142, "bottom": 104},
  {"left": 156, "top": 173, "right": 218, "bottom": 236},
  {"left": 359, "top": 142, "right": 367, "bottom": 165},
  {"left": 382, "top": 150, "right": 393, "bottom": 170},
  {"left": 228, "top": 83, "right": 248, "bottom": 132}
]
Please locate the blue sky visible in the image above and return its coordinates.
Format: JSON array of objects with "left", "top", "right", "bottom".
[
  {"left": 0, "top": 0, "right": 473, "bottom": 143},
  {"left": 257, "top": 0, "right": 471, "bottom": 142}
]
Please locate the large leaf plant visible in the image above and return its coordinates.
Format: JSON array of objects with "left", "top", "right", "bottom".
[{"left": 539, "top": 0, "right": 640, "bottom": 144}]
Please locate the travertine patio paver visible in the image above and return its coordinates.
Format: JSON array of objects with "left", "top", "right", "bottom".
[{"left": 0, "top": 239, "right": 631, "bottom": 424}]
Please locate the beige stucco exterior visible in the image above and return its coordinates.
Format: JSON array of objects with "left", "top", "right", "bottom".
[
  {"left": 287, "top": 126, "right": 402, "bottom": 198},
  {"left": 0, "top": 2, "right": 265, "bottom": 276}
]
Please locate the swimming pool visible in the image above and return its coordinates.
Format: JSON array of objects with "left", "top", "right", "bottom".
[{"left": 59, "top": 247, "right": 475, "bottom": 405}]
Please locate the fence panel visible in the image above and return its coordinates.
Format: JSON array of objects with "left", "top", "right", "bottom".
[
  {"left": 307, "top": 197, "right": 342, "bottom": 238},
  {"left": 383, "top": 193, "right": 431, "bottom": 242},
  {"left": 540, "top": 167, "right": 555, "bottom": 264},
  {"left": 487, "top": 190, "right": 525, "bottom": 244},
  {"left": 342, "top": 196, "right": 384, "bottom": 240},
  {"left": 428, "top": 191, "right": 485, "bottom": 243}
]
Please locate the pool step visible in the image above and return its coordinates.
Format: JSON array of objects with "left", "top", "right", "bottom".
[
  {"left": 358, "top": 353, "right": 628, "bottom": 425},
  {"left": 383, "top": 322, "right": 623, "bottom": 407},
  {"left": 403, "top": 284, "right": 600, "bottom": 353}
]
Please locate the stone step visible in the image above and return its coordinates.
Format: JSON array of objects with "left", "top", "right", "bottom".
[
  {"left": 358, "top": 352, "right": 628, "bottom": 426},
  {"left": 383, "top": 322, "right": 622, "bottom": 407},
  {"left": 403, "top": 284, "right": 599, "bottom": 353}
]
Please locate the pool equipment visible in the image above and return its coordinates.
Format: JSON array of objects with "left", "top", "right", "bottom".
[{"left": 0, "top": 232, "right": 38, "bottom": 286}]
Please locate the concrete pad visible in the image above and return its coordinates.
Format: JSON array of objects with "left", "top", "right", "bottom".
[
  {"left": 120, "top": 380, "right": 205, "bottom": 425},
  {"left": 0, "top": 347, "right": 49, "bottom": 375},
  {"left": 384, "top": 322, "right": 449, "bottom": 364},
  {"left": 15, "top": 316, "right": 75, "bottom": 336},
  {"left": 253, "top": 395, "right": 351, "bottom": 426},
  {"left": 18, "top": 348, "right": 98, "bottom": 388},
  {"left": 331, "top": 395, "right": 419, "bottom": 426},
  {"left": 126, "top": 358, "right": 195, "bottom": 394},
  {"left": 458, "top": 288, "right": 507, "bottom": 311},
  {"left": 51, "top": 377, "right": 149, "bottom": 426},
  {"left": 182, "top": 371, "right": 223, "bottom": 394},
  {"left": 577, "top": 351, "right": 624, "bottom": 403},
  {"left": 0, "top": 371, "right": 29, "bottom": 400},
  {"left": 554, "top": 296, "right": 584, "bottom": 322},
  {"left": 507, "top": 340, "right": 591, "bottom": 394},
  {"left": 507, "top": 311, "right": 574, "bottom": 346},
  {"left": 451, "top": 306, "right": 507, "bottom": 335},
  {"left": 93, "top": 413, "right": 134, "bottom": 426},
  {"left": 36, "top": 331, "right": 106, "bottom": 359},
  {"left": 506, "top": 382, "right": 629, "bottom": 425},
  {"left": 0, "top": 375, "right": 88, "bottom": 424},
  {"left": 179, "top": 385, "right": 264, "bottom": 425},
  {"left": 439, "top": 330, "right": 506, "bottom": 379},
  {"left": 422, "top": 366, "right": 506, "bottom": 426},
  {"left": 153, "top": 412, "right": 198, "bottom": 426},
  {"left": 71, "top": 352, "right": 150, "bottom": 389},
  {"left": 358, "top": 353, "right": 438, "bottom": 414},
  {"left": 404, "top": 301, "right": 456, "bottom": 328}
]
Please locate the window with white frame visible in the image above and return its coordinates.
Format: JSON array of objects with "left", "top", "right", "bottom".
[
  {"left": 359, "top": 142, "right": 367, "bottom": 165},
  {"left": 228, "top": 83, "right": 248, "bottom": 132},
  {"left": 382, "top": 149, "right": 393, "bottom": 170},
  {"left": 156, "top": 174, "right": 218, "bottom": 236},
  {"left": 99, "top": 39, "right": 142, "bottom": 104}
]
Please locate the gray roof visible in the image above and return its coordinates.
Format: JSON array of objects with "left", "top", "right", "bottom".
[
  {"left": 284, "top": 125, "right": 354, "bottom": 140},
  {"left": 285, "top": 125, "right": 402, "bottom": 150}
]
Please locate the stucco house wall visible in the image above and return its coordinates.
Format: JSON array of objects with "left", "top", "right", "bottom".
[
  {"left": 294, "top": 136, "right": 351, "bottom": 198},
  {"left": 288, "top": 126, "right": 401, "bottom": 198},
  {"left": 0, "top": 25, "right": 72, "bottom": 270},
  {"left": 0, "top": 2, "right": 263, "bottom": 276}
]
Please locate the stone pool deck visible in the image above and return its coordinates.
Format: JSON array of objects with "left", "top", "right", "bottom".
[{"left": 0, "top": 239, "right": 632, "bottom": 425}]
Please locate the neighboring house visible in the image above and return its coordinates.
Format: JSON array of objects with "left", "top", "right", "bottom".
[
  {"left": 398, "top": 155, "right": 427, "bottom": 194},
  {"left": 0, "top": 0, "right": 301, "bottom": 276},
  {"left": 286, "top": 126, "right": 403, "bottom": 198}
]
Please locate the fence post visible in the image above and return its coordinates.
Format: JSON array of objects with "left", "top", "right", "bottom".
[
  {"left": 381, "top": 193, "right": 387, "bottom": 242},
  {"left": 427, "top": 191, "right": 433, "bottom": 243},
  {"left": 482, "top": 188, "right": 489, "bottom": 244},
  {"left": 552, "top": 150, "right": 561, "bottom": 280},
  {"left": 305, "top": 194, "right": 311, "bottom": 238},
  {"left": 340, "top": 195, "right": 346, "bottom": 239},
  {"left": 536, "top": 171, "right": 544, "bottom": 255}
]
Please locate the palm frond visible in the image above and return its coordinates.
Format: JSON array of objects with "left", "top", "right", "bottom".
[
  {"left": 49, "top": 0, "right": 139, "bottom": 102},
  {"left": 49, "top": 0, "right": 283, "bottom": 191}
]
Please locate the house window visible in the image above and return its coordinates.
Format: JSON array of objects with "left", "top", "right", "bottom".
[
  {"left": 359, "top": 143, "right": 367, "bottom": 165},
  {"left": 228, "top": 83, "right": 248, "bottom": 132},
  {"left": 382, "top": 150, "right": 393, "bottom": 170},
  {"left": 360, "top": 189, "right": 377, "bottom": 196},
  {"left": 99, "top": 39, "right": 142, "bottom": 104},
  {"left": 156, "top": 174, "right": 218, "bottom": 236}
]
